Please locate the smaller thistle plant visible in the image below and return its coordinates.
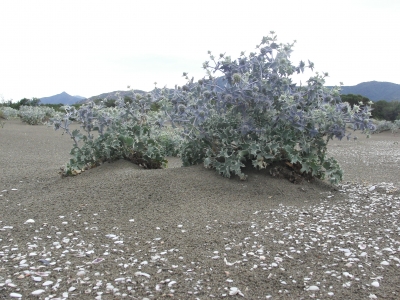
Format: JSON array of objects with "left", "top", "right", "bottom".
[
  {"left": 19, "top": 106, "right": 57, "bottom": 125},
  {"left": 50, "top": 91, "right": 174, "bottom": 176}
]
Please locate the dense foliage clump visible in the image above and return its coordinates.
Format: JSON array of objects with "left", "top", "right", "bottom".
[
  {"left": 51, "top": 96, "right": 182, "bottom": 176},
  {"left": 0, "top": 107, "right": 18, "bottom": 120},
  {"left": 52, "top": 33, "right": 375, "bottom": 184},
  {"left": 152, "top": 33, "right": 375, "bottom": 183},
  {"left": 18, "top": 105, "right": 59, "bottom": 125}
]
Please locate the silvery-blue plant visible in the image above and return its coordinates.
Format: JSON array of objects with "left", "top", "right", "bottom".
[
  {"left": 19, "top": 106, "right": 57, "bottom": 125},
  {"left": 51, "top": 94, "right": 169, "bottom": 176},
  {"left": 0, "top": 107, "right": 18, "bottom": 119},
  {"left": 152, "top": 32, "right": 375, "bottom": 183}
]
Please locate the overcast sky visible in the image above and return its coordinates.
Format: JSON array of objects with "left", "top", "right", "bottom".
[{"left": 1, "top": 0, "right": 399, "bottom": 102}]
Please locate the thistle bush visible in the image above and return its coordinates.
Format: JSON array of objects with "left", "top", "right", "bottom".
[
  {"left": 51, "top": 95, "right": 169, "bottom": 176},
  {"left": 374, "top": 119, "right": 400, "bottom": 134},
  {"left": 19, "top": 106, "right": 57, "bottom": 125},
  {"left": 152, "top": 32, "right": 375, "bottom": 184},
  {"left": 0, "top": 107, "right": 18, "bottom": 119}
]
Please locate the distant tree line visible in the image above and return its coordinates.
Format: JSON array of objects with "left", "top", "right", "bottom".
[
  {"left": 2, "top": 94, "right": 399, "bottom": 121},
  {"left": 341, "top": 94, "right": 400, "bottom": 121},
  {"left": 0, "top": 97, "right": 82, "bottom": 112}
]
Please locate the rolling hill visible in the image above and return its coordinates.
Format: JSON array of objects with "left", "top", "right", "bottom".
[
  {"left": 338, "top": 81, "right": 400, "bottom": 102},
  {"left": 50, "top": 81, "right": 400, "bottom": 106}
]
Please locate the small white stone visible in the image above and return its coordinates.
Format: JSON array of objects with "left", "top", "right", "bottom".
[
  {"left": 32, "top": 276, "right": 42, "bottom": 282},
  {"left": 42, "top": 280, "right": 53, "bottom": 286},
  {"left": 76, "top": 271, "right": 86, "bottom": 277},
  {"left": 129, "top": 219, "right": 134, "bottom": 222},
  {"left": 371, "top": 281, "right": 379, "bottom": 288},
  {"left": 135, "top": 271, "right": 151, "bottom": 278},
  {"left": 307, "top": 285, "right": 320, "bottom": 291},
  {"left": 10, "top": 293, "right": 22, "bottom": 298},
  {"left": 168, "top": 281, "right": 177, "bottom": 287},
  {"left": 32, "top": 289, "right": 46, "bottom": 295},
  {"left": 380, "top": 261, "right": 389, "bottom": 265},
  {"left": 24, "top": 219, "right": 35, "bottom": 224},
  {"left": 115, "top": 278, "right": 125, "bottom": 282},
  {"left": 69, "top": 286, "right": 76, "bottom": 292}
]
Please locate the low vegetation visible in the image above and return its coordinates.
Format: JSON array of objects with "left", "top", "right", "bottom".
[{"left": 50, "top": 33, "right": 376, "bottom": 184}]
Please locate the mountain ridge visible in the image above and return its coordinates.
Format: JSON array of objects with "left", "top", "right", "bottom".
[
  {"left": 42, "top": 81, "right": 400, "bottom": 105},
  {"left": 335, "top": 81, "right": 400, "bottom": 102},
  {"left": 40, "top": 92, "right": 85, "bottom": 105}
]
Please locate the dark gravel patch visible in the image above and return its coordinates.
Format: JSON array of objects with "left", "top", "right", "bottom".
[{"left": 1, "top": 119, "right": 399, "bottom": 299}]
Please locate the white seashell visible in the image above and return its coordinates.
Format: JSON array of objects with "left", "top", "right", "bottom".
[
  {"left": 306, "top": 285, "right": 319, "bottom": 291},
  {"left": 76, "top": 271, "right": 86, "bottom": 277},
  {"left": 168, "top": 281, "right": 177, "bottom": 287},
  {"left": 229, "top": 287, "right": 238, "bottom": 294},
  {"left": 10, "top": 293, "right": 22, "bottom": 298},
  {"left": 115, "top": 278, "right": 125, "bottom": 282},
  {"left": 135, "top": 271, "right": 151, "bottom": 278},
  {"left": 32, "top": 289, "right": 45, "bottom": 295},
  {"left": 371, "top": 281, "right": 379, "bottom": 287},
  {"left": 42, "top": 280, "right": 53, "bottom": 286},
  {"left": 25, "top": 219, "right": 35, "bottom": 224}
]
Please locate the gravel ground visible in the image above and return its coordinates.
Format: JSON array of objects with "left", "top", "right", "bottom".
[{"left": 0, "top": 119, "right": 399, "bottom": 299}]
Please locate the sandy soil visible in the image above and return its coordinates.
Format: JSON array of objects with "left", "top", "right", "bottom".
[{"left": 0, "top": 119, "right": 399, "bottom": 299}]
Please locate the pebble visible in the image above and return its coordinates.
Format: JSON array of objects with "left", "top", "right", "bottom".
[
  {"left": 371, "top": 281, "right": 379, "bottom": 287},
  {"left": 32, "top": 289, "right": 45, "bottom": 295}
]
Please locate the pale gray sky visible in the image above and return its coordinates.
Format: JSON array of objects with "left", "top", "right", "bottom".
[{"left": 1, "top": 0, "right": 399, "bottom": 101}]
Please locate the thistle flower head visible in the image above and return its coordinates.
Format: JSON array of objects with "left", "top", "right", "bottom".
[{"left": 232, "top": 73, "right": 241, "bottom": 84}]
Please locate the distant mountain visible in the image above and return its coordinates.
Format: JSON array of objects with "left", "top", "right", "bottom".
[
  {"left": 40, "top": 92, "right": 85, "bottom": 105},
  {"left": 79, "top": 81, "right": 400, "bottom": 106},
  {"left": 337, "top": 81, "right": 400, "bottom": 102}
]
